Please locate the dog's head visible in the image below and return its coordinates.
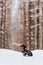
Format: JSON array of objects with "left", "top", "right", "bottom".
[
  {"left": 20, "top": 45, "right": 26, "bottom": 49},
  {"left": 20, "top": 45, "right": 26, "bottom": 52}
]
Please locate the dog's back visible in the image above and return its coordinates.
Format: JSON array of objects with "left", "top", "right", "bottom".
[{"left": 22, "top": 49, "right": 33, "bottom": 56}]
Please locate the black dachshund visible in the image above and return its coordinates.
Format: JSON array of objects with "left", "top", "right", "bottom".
[{"left": 20, "top": 45, "right": 33, "bottom": 56}]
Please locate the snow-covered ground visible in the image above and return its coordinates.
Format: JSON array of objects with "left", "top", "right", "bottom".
[{"left": 0, "top": 49, "right": 43, "bottom": 65}]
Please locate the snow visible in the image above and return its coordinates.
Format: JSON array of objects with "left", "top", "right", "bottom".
[{"left": 0, "top": 49, "right": 43, "bottom": 65}]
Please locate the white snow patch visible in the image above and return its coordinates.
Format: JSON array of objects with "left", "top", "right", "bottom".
[{"left": 0, "top": 49, "right": 43, "bottom": 65}]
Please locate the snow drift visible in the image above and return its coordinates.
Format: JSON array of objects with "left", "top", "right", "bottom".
[{"left": 0, "top": 49, "right": 43, "bottom": 65}]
